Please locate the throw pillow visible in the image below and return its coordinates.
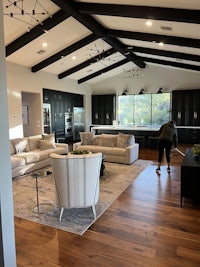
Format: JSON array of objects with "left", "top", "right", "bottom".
[
  {"left": 116, "top": 133, "right": 134, "bottom": 148},
  {"left": 39, "top": 139, "right": 56, "bottom": 150},
  {"left": 80, "top": 132, "right": 94, "bottom": 145},
  {"left": 42, "top": 133, "right": 55, "bottom": 141},
  {"left": 14, "top": 139, "right": 28, "bottom": 154},
  {"left": 99, "top": 136, "right": 116, "bottom": 147}
]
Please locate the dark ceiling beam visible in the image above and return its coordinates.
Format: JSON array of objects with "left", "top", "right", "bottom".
[
  {"left": 50, "top": 0, "right": 146, "bottom": 69},
  {"left": 125, "top": 46, "right": 200, "bottom": 62},
  {"left": 107, "top": 29, "right": 200, "bottom": 49},
  {"left": 58, "top": 48, "right": 116, "bottom": 79},
  {"left": 78, "top": 58, "right": 129, "bottom": 84},
  {"left": 32, "top": 34, "right": 98, "bottom": 72},
  {"left": 6, "top": 10, "right": 70, "bottom": 56},
  {"left": 76, "top": 3, "right": 200, "bottom": 24},
  {"left": 140, "top": 56, "right": 200, "bottom": 72}
]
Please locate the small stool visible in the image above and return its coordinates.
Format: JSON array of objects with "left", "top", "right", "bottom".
[
  {"left": 135, "top": 136, "right": 145, "bottom": 148},
  {"left": 148, "top": 136, "right": 159, "bottom": 149}
]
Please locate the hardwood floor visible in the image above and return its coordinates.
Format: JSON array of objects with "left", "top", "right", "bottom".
[{"left": 14, "top": 144, "right": 200, "bottom": 267}]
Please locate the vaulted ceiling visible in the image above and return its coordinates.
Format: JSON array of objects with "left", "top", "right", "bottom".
[{"left": 3, "top": 0, "right": 200, "bottom": 84}]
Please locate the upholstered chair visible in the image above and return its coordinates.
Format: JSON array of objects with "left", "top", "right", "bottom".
[{"left": 50, "top": 152, "right": 102, "bottom": 222}]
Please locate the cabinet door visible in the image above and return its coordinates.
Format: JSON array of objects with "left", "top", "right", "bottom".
[
  {"left": 92, "top": 94, "right": 116, "bottom": 125},
  {"left": 64, "top": 93, "right": 73, "bottom": 113},
  {"left": 73, "top": 94, "right": 83, "bottom": 107}
]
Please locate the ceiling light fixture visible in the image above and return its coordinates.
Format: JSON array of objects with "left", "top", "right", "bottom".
[
  {"left": 146, "top": 21, "right": 152, "bottom": 26},
  {"left": 4, "top": 0, "right": 52, "bottom": 32},
  {"left": 139, "top": 89, "right": 144, "bottom": 95},
  {"left": 117, "top": 68, "right": 144, "bottom": 79},
  {"left": 157, "top": 87, "right": 163, "bottom": 94},
  {"left": 122, "top": 89, "right": 128, "bottom": 96}
]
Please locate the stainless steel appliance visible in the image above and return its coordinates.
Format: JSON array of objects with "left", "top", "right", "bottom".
[
  {"left": 43, "top": 103, "right": 51, "bottom": 134},
  {"left": 73, "top": 107, "right": 85, "bottom": 140},
  {"left": 65, "top": 112, "right": 73, "bottom": 138}
]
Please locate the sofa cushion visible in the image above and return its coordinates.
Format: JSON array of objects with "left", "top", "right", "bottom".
[
  {"left": 39, "top": 139, "right": 56, "bottom": 150},
  {"left": 27, "top": 135, "right": 42, "bottom": 151},
  {"left": 76, "top": 145, "right": 126, "bottom": 156},
  {"left": 10, "top": 141, "right": 15, "bottom": 155},
  {"left": 12, "top": 138, "right": 29, "bottom": 154},
  {"left": 11, "top": 155, "right": 26, "bottom": 169},
  {"left": 116, "top": 133, "right": 134, "bottom": 148},
  {"left": 99, "top": 134, "right": 117, "bottom": 147},
  {"left": 14, "top": 150, "right": 49, "bottom": 164},
  {"left": 42, "top": 133, "right": 55, "bottom": 142},
  {"left": 80, "top": 132, "right": 94, "bottom": 145}
]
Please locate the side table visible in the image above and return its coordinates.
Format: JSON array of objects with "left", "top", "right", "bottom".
[{"left": 31, "top": 171, "right": 54, "bottom": 214}]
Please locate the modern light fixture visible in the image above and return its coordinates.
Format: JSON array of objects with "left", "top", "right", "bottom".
[
  {"left": 4, "top": 0, "right": 52, "bottom": 32},
  {"left": 117, "top": 68, "right": 144, "bottom": 79},
  {"left": 157, "top": 87, "right": 163, "bottom": 94},
  {"left": 139, "top": 89, "right": 144, "bottom": 95},
  {"left": 122, "top": 89, "right": 128, "bottom": 96}
]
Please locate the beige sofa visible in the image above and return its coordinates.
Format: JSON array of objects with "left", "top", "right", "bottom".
[
  {"left": 10, "top": 134, "right": 68, "bottom": 178},
  {"left": 73, "top": 133, "right": 139, "bottom": 164}
]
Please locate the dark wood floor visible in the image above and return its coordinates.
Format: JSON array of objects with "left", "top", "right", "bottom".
[{"left": 15, "top": 144, "right": 200, "bottom": 267}]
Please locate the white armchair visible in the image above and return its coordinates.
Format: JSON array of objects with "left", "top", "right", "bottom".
[{"left": 50, "top": 152, "right": 102, "bottom": 222}]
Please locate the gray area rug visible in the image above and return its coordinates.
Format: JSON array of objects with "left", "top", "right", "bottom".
[{"left": 13, "top": 160, "right": 151, "bottom": 235}]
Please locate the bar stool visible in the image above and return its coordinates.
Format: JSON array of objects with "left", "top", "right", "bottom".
[
  {"left": 148, "top": 136, "right": 159, "bottom": 149},
  {"left": 135, "top": 136, "right": 146, "bottom": 148}
]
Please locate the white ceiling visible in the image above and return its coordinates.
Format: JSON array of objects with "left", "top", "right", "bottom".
[{"left": 3, "top": 0, "right": 200, "bottom": 84}]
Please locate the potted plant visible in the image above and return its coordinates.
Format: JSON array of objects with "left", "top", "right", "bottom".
[
  {"left": 191, "top": 144, "right": 200, "bottom": 158},
  {"left": 70, "top": 150, "right": 90, "bottom": 155}
]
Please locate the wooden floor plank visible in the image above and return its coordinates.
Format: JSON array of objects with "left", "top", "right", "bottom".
[{"left": 14, "top": 144, "right": 200, "bottom": 266}]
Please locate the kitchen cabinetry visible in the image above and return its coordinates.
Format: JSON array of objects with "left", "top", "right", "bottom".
[
  {"left": 92, "top": 94, "right": 116, "bottom": 125},
  {"left": 43, "top": 89, "right": 83, "bottom": 139},
  {"left": 172, "top": 90, "right": 200, "bottom": 126}
]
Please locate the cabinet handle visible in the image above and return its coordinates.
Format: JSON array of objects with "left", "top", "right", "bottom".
[
  {"left": 177, "top": 112, "right": 181, "bottom": 119},
  {"left": 95, "top": 113, "right": 98, "bottom": 119},
  {"left": 194, "top": 111, "right": 197, "bottom": 119},
  {"left": 106, "top": 113, "right": 109, "bottom": 119}
]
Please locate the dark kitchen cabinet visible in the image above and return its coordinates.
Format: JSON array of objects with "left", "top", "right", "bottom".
[
  {"left": 172, "top": 90, "right": 200, "bottom": 126},
  {"left": 92, "top": 94, "right": 116, "bottom": 125},
  {"left": 43, "top": 89, "right": 83, "bottom": 139},
  {"left": 73, "top": 93, "right": 83, "bottom": 107}
]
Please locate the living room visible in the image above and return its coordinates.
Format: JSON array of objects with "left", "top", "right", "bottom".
[{"left": 1, "top": 0, "right": 200, "bottom": 266}]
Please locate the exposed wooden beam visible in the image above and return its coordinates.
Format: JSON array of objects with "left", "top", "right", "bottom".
[
  {"left": 51, "top": 0, "right": 146, "bottom": 69},
  {"left": 58, "top": 48, "right": 116, "bottom": 79},
  {"left": 6, "top": 10, "right": 70, "bottom": 56},
  {"left": 107, "top": 29, "right": 200, "bottom": 49},
  {"left": 76, "top": 3, "right": 200, "bottom": 24},
  {"left": 32, "top": 34, "right": 98, "bottom": 73},
  {"left": 141, "top": 56, "right": 200, "bottom": 72},
  {"left": 125, "top": 46, "right": 200, "bottom": 62},
  {"left": 78, "top": 58, "right": 129, "bottom": 83}
]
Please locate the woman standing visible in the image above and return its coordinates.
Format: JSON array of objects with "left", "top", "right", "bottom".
[{"left": 156, "top": 120, "right": 178, "bottom": 173}]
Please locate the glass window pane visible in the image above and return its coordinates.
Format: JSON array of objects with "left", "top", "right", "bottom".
[
  {"left": 134, "top": 94, "right": 151, "bottom": 125},
  {"left": 152, "top": 93, "right": 170, "bottom": 125},
  {"left": 118, "top": 95, "right": 134, "bottom": 125}
]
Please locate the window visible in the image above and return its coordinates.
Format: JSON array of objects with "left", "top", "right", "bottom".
[{"left": 118, "top": 93, "right": 170, "bottom": 126}]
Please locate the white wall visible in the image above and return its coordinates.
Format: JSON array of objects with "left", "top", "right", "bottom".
[
  {"left": 6, "top": 62, "right": 92, "bottom": 137},
  {"left": 91, "top": 64, "right": 200, "bottom": 96}
]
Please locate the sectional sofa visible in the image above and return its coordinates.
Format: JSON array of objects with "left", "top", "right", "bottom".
[
  {"left": 73, "top": 132, "right": 139, "bottom": 164},
  {"left": 10, "top": 134, "right": 68, "bottom": 178}
]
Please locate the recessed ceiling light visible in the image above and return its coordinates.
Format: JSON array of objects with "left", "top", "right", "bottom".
[
  {"left": 146, "top": 21, "right": 152, "bottom": 26},
  {"left": 158, "top": 42, "right": 164, "bottom": 46},
  {"left": 72, "top": 56, "right": 76, "bottom": 60},
  {"left": 42, "top": 42, "right": 48, "bottom": 47}
]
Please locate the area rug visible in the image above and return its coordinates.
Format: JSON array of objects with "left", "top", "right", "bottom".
[{"left": 13, "top": 159, "right": 152, "bottom": 235}]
